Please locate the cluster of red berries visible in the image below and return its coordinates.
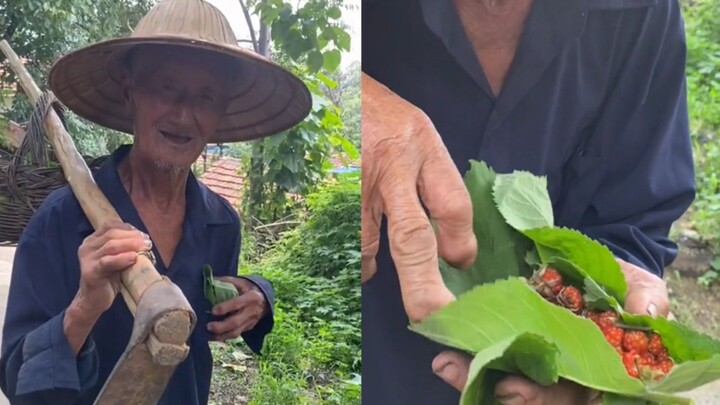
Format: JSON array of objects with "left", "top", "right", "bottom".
[{"left": 529, "top": 267, "right": 674, "bottom": 381}]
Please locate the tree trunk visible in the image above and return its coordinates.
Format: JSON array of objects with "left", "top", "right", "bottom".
[{"left": 258, "top": 22, "right": 270, "bottom": 57}]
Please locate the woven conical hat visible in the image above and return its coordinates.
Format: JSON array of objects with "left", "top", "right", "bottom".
[{"left": 48, "top": 0, "right": 311, "bottom": 143}]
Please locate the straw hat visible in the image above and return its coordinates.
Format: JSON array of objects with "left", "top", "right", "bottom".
[{"left": 47, "top": 0, "right": 312, "bottom": 143}]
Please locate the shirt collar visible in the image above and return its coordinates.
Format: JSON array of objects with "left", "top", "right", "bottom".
[{"left": 77, "top": 144, "right": 233, "bottom": 234}]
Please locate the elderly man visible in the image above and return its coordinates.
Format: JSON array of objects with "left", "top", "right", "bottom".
[
  {"left": 362, "top": 0, "right": 694, "bottom": 403},
  {"left": 0, "top": 0, "right": 311, "bottom": 404}
]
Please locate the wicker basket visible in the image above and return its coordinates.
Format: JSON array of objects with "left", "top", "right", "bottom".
[{"left": 0, "top": 146, "right": 107, "bottom": 243}]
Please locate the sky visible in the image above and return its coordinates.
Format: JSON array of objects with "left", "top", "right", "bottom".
[{"left": 205, "top": 0, "right": 361, "bottom": 68}]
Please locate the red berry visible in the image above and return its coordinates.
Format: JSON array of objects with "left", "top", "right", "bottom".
[
  {"left": 656, "top": 358, "right": 674, "bottom": 374},
  {"left": 648, "top": 333, "right": 665, "bottom": 356},
  {"left": 637, "top": 352, "right": 655, "bottom": 368},
  {"left": 600, "top": 323, "right": 625, "bottom": 348},
  {"left": 531, "top": 267, "right": 564, "bottom": 298},
  {"left": 642, "top": 358, "right": 674, "bottom": 381},
  {"left": 598, "top": 310, "right": 619, "bottom": 324},
  {"left": 612, "top": 344, "right": 624, "bottom": 356},
  {"left": 654, "top": 346, "right": 670, "bottom": 361},
  {"left": 623, "top": 330, "right": 649, "bottom": 354},
  {"left": 558, "top": 286, "right": 584, "bottom": 313},
  {"left": 623, "top": 351, "right": 640, "bottom": 378}
]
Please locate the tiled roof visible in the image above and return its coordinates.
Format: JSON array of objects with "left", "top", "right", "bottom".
[{"left": 198, "top": 157, "right": 244, "bottom": 209}]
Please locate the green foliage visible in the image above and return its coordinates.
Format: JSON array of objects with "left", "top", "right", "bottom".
[
  {"left": 0, "top": 0, "right": 152, "bottom": 156},
  {"left": 239, "top": 174, "right": 360, "bottom": 404},
  {"left": 682, "top": 0, "right": 720, "bottom": 245},
  {"left": 251, "top": 0, "right": 351, "bottom": 73},
  {"left": 240, "top": 0, "right": 359, "bottom": 227}
]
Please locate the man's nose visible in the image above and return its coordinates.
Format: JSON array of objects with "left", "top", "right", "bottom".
[{"left": 169, "top": 100, "right": 195, "bottom": 129}]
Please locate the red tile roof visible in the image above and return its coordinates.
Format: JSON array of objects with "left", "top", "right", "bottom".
[{"left": 198, "top": 157, "right": 244, "bottom": 209}]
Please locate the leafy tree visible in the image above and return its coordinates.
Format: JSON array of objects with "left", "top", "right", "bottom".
[
  {"left": 0, "top": 0, "right": 154, "bottom": 156},
  {"left": 237, "top": 0, "right": 359, "bottom": 227}
]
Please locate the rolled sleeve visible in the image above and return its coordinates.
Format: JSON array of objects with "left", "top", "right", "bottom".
[
  {"left": 237, "top": 275, "right": 275, "bottom": 355},
  {"left": 0, "top": 221, "right": 99, "bottom": 403},
  {"left": 15, "top": 311, "right": 98, "bottom": 396}
]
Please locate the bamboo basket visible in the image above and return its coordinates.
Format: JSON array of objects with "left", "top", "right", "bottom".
[{"left": 0, "top": 122, "right": 107, "bottom": 243}]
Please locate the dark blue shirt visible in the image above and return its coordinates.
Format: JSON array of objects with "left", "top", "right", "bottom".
[
  {"left": 0, "top": 144, "right": 275, "bottom": 404},
  {"left": 362, "top": 0, "right": 695, "bottom": 403}
]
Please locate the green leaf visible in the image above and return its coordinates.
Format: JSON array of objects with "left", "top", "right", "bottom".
[
  {"left": 307, "top": 50, "right": 324, "bottom": 72},
  {"left": 439, "top": 161, "right": 534, "bottom": 295},
  {"left": 327, "top": 6, "right": 342, "bottom": 19},
  {"left": 334, "top": 27, "right": 351, "bottom": 51},
  {"left": 323, "top": 49, "right": 342, "bottom": 72},
  {"left": 493, "top": 171, "right": 554, "bottom": 230},
  {"left": 411, "top": 279, "right": 704, "bottom": 404},
  {"left": 317, "top": 72, "right": 338, "bottom": 89},
  {"left": 203, "top": 265, "right": 239, "bottom": 306},
  {"left": 522, "top": 227, "right": 628, "bottom": 304},
  {"left": 283, "top": 152, "right": 300, "bottom": 173}
]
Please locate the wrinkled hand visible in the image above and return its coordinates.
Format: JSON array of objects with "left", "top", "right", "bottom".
[
  {"left": 432, "top": 258, "right": 669, "bottom": 404},
  {"left": 361, "top": 73, "right": 477, "bottom": 322},
  {"left": 207, "top": 277, "right": 268, "bottom": 341},
  {"left": 76, "top": 220, "right": 152, "bottom": 318}
]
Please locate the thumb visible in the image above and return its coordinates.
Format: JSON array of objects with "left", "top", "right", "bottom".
[
  {"left": 624, "top": 291, "right": 661, "bottom": 318},
  {"left": 432, "top": 350, "right": 471, "bottom": 391}
]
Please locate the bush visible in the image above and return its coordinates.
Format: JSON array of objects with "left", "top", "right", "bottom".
[
  {"left": 682, "top": 0, "right": 720, "bottom": 246},
  {"left": 239, "top": 172, "right": 361, "bottom": 404}
]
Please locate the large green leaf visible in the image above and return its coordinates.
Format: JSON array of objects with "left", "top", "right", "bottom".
[
  {"left": 411, "top": 279, "right": 706, "bottom": 404},
  {"left": 439, "top": 161, "right": 534, "bottom": 295}
]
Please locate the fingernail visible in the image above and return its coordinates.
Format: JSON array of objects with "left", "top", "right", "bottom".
[
  {"left": 647, "top": 303, "right": 657, "bottom": 317},
  {"left": 497, "top": 394, "right": 524, "bottom": 405},
  {"left": 145, "top": 239, "right": 153, "bottom": 249}
]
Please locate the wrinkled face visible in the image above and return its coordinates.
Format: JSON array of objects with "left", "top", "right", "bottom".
[{"left": 123, "top": 46, "right": 235, "bottom": 171}]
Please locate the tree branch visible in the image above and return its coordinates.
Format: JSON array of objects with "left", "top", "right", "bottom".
[{"left": 238, "top": 0, "right": 259, "bottom": 53}]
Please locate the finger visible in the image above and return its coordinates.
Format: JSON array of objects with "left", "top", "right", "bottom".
[
  {"left": 82, "top": 221, "right": 138, "bottom": 248},
  {"left": 210, "top": 318, "right": 256, "bottom": 341},
  {"left": 208, "top": 311, "right": 256, "bottom": 336},
  {"left": 212, "top": 293, "right": 254, "bottom": 317},
  {"left": 96, "top": 252, "right": 139, "bottom": 274},
  {"left": 432, "top": 350, "right": 471, "bottom": 391},
  {"left": 361, "top": 203, "right": 381, "bottom": 283},
  {"left": 495, "top": 376, "right": 594, "bottom": 405},
  {"left": 98, "top": 235, "right": 153, "bottom": 259},
  {"left": 216, "top": 276, "right": 253, "bottom": 293},
  {"left": 381, "top": 171, "right": 455, "bottom": 322},
  {"left": 617, "top": 259, "right": 669, "bottom": 317},
  {"left": 93, "top": 228, "right": 150, "bottom": 252},
  {"left": 418, "top": 139, "right": 477, "bottom": 270}
]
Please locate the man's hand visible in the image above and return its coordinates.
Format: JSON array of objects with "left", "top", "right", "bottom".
[
  {"left": 207, "top": 277, "right": 269, "bottom": 341},
  {"left": 361, "top": 72, "right": 477, "bottom": 322},
  {"left": 432, "top": 258, "right": 669, "bottom": 404}
]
